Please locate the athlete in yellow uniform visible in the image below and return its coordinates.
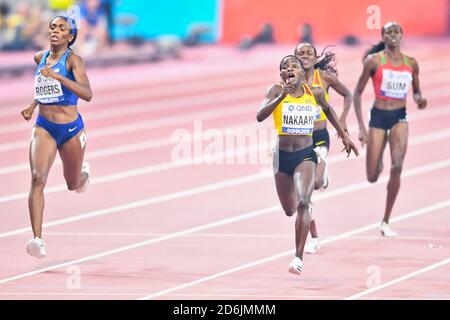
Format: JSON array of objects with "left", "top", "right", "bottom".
[
  {"left": 257, "top": 55, "right": 358, "bottom": 275},
  {"left": 295, "top": 43, "right": 353, "bottom": 254}
]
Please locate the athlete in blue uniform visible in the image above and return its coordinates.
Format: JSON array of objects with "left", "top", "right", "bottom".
[{"left": 20, "top": 16, "right": 93, "bottom": 258}]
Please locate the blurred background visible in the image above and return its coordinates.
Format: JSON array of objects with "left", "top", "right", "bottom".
[
  {"left": 1, "top": 0, "right": 450, "bottom": 166},
  {"left": 0, "top": 0, "right": 449, "bottom": 77}
]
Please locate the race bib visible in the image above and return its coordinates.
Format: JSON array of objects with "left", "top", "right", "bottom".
[
  {"left": 380, "top": 69, "right": 412, "bottom": 99},
  {"left": 34, "top": 73, "right": 63, "bottom": 104},
  {"left": 281, "top": 103, "right": 316, "bottom": 135}
]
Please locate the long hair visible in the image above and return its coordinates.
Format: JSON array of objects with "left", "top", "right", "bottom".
[
  {"left": 49, "top": 16, "right": 78, "bottom": 48},
  {"left": 364, "top": 41, "right": 385, "bottom": 59},
  {"left": 314, "top": 45, "right": 338, "bottom": 76},
  {"left": 295, "top": 43, "right": 338, "bottom": 76}
]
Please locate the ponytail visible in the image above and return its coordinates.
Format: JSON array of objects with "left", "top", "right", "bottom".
[
  {"left": 314, "top": 45, "right": 338, "bottom": 76},
  {"left": 364, "top": 41, "right": 385, "bottom": 60}
]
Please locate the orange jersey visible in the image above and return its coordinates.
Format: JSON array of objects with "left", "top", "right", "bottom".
[{"left": 312, "top": 69, "right": 328, "bottom": 121}]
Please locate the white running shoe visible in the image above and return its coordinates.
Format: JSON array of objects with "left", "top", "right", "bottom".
[
  {"left": 26, "top": 237, "right": 47, "bottom": 259},
  {"left": 76, "top": 162, "right": 91, "bottom": 193},
  {"left": 304, "top": 237, "right": 321, "bottom": 254},
  {"left": 288, "top": 257, "right": 303, "bottom": 275},
  {"left": 380, "top": 222, "right": 398, "bottom": 238}
]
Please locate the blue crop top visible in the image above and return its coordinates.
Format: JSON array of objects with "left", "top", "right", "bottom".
[{"left": 34, "top": 49, "right": 78, "bottom": 106}]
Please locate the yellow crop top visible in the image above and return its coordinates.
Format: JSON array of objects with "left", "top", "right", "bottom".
[{"left": 272, "top": 84, "right": 318, "bottom": 136}]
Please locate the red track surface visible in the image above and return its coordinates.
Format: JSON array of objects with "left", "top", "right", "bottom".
[{"left": 0, "top": 42, "right": 449, "bottom": 300}]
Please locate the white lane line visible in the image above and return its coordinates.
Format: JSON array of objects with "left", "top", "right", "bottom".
[
  {"left": 41, "top": 232, "right": 292, "bottom": 238},
  {"left": 37, "top": 232, "right": 450, "bottom": 241},
  {"left": 0, "top": 68, "right": 274, "bottom": 117},
  {"left": 0, "top": 160, "right": 449, "bottom": 285},
  {"left": 0, "top": 81, "right": 271, "bottom": 138},
  {"left": 0, "top": 291, "right": 446, "bottom": 299},
  {"left": 0, "top": 70, "right": 272, "bottom": 130},
  {"left": 2, "top": 53, "right": 448, "bottom": 117},
  {"left": 0, "top": 205, "right": 279, "bottom": 285},
  {"left": 0, "top": 102, "right": 443, "bottom": 177},
  {"left": 0, "top": 71, "right": 446, "bottom": 135},
  {"left": 1, "top": 95, "right": 450, "bottom": 177},
  {"left": 0, "top": 103, "right": 258, "bottom": 175},
  {"left": 0, "top": 173, "right": 273, "bottom": 239},
  {"left": 1, "top": 102, "right": 450, "bottom": 177},
  {"left": 1, "top": 79, "right": 450, "bottom": 152},
  {"left": 1, "top": 67, "right": 447, "bottom": 135},
  {"left": 1, "top": 119, "right": 450, "bottom": 204},
  {"left": 139, "top": 199, "right": 450, "bottom": 300},
  {"left": 0, "top": 292, "right": 341, "bottom": 299},
  {"left": 345, "top": 258, "right": 450, "bottom": 300},
  {"left": 0, "top": 292, "right": 345, "bottom": 299},
  {"left": 0, "top": 140, "right": 274, "bottom": 203},
  {"left": 0, "top": 96, "right": 254, "bottom": 149},
  {"left": 0, "top": 91, "right": 259, "bottom": 152},
  {"left": 1, "top": 138, "right": 450, "bottom": 239}
]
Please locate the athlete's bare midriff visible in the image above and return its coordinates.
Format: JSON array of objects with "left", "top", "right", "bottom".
[
  {"left": 373, "top": 98, "right": 407, "bottom": 111},
  {"left": 278, "top": 135, "right": 313, "bottom": 152},
  {"left": 39, "top": 104, "right": 78, "bottom": 123},
  {"left": 313, "top": 119, "right": 327, "bottom": 130}
]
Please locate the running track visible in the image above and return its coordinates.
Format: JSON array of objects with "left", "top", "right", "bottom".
[{"left": 0, "top": 41, "right": 449, "bottom": 300}]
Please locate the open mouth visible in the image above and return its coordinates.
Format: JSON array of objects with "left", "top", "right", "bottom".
[
  {"left": 301, "top": 58, "right": 310, "bottom": 65},
  {"left": 286, "top": 73, "right": 296, "bottom": 84},
  {"left": 50, "top": 35, "right": 59, "bottom": 41}
]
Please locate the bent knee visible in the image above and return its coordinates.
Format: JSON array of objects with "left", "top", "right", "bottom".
[
  {"left": 31, "top": 171, "right": 48, "bottom": 188},
  {"left": 367, "top": 174, "right": 379, "bottom": 183},
  {"left": 390, "top": 162, "right": 403, "bottom": 174},
  {"left": 314, "top": 179, "right": 323, "bottom": 190},
  {"left": 314, "top": 173, "right": 324, "bottom": 189},
  {"left": 296, "top": 198, "right": 311, "bottom": 214},
  {"left": 283, "top": 207, "right": 296, "bottom": 217},
  {"left": 367, "top": 168, "right": 380, "bottom": 183}
]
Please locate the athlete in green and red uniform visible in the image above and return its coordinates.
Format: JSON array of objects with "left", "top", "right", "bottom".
[{"left": 354, "top": 22, "right": 427, "bottom": 237}]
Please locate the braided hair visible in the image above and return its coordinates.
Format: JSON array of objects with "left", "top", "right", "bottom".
[
  {"left": 314, "top": 45, "right": 338, "bottom": 76},
  {"left": 295, "top": 43, "right": 338, "bottom": 76}
]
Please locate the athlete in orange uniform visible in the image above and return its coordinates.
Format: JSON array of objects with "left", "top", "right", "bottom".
[
  {"left": 295, "top": 43, "right": 353, "bottom": 253},
  {"left": 257, "top": 55, "right": 358, "bottom": 275},
  {"left": 354, "top": 22, "right": 427, "bottom": 237}
]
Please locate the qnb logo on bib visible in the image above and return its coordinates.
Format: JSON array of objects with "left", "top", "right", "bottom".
[
  {"left": 34, "top": 74, "right": 63, "bottom": 103},
  {"left": 315, "top": 106, "right": 323, "bottom": 120},
  {"left": 281, "top": 103, "right": 316, "bottom": 135},
  {"left": 381, "top": 69, "right": 412, "bottom": 99}
]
